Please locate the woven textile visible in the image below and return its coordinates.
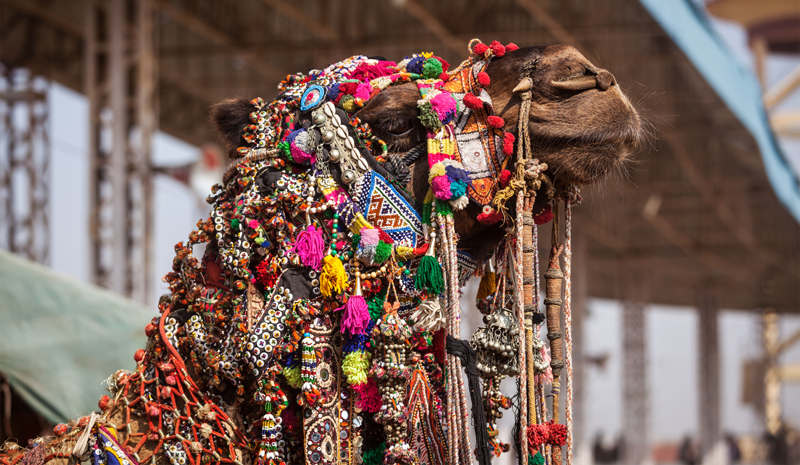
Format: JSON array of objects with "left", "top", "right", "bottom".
[
  {"left": 353, "top": 171, "right": 423, "bottom": 247},
  {"left": 443, "top": 61, "right": 510, "bottom": 206}
]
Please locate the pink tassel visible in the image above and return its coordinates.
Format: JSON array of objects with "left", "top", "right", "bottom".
[
  {"left": 341, "top": 295, "right": 369, "bottom": 335},
  {"left": 353, "top": 378, "right": 382, "bottom": 413},
  {"left": 340, "top": 275, "right": 370, "bottom": 335},
  {"left": 294, "top": 224, "right": 325, "bottom": 270}
]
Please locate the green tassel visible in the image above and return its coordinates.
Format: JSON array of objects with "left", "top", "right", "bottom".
[
  {"left": 282, "top": 365, "right": 302, "bottom": 389},
  {"left": 418, "top": 102, "right": 443, "bottom": 131},
  {"left": 367, "top": 287, "right": 388, "bottom": 321},
  {"left": 415, "top": 255, "right": 444, "bottom": 295},
  {"left": 530, "top": 452, "right": 544, "bottom": 465},
  {"left": 437, "top": 200, "right": 453, "bottom": 216},
  {"left": 361, "top": 442, "right": 386, "bottom": 465},
  {"left": 374, "top": 241, "right": 392, "bottom": 264},
  {"left": 422, "top": 202, "right": 432, "bottom": 225}
]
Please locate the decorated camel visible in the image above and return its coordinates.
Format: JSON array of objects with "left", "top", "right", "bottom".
[{"left": 0, "top": 40, "right": 641, "bottom": 465}]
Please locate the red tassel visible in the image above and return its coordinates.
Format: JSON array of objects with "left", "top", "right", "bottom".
[
  {"left": 506, "top": 42, "right": 519, "bottom": 51},
  {"left": 432, "top": 329, "right": 446, "bottom": 365},
  {"left": 548, "top": 423, "right": 568, "bottom": 446},
  {"left": 463, "top": 93, "right": 483, "bottom": 110}
]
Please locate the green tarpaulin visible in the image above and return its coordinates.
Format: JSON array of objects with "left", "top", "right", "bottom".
[{"left": 0, "top": 249, "right": 153, "bottom": 424}]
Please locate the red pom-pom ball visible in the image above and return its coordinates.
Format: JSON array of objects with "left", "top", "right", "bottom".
[
  {"left": 134, "top": 349, "right": 145, "bottom": 363},
  {"left": 98, "top": 395, "right": 111, "bottom": 412},
  {"left": 506, "top": 42, "right": 519, "bottom": 51},
  {"left": 144, "top": 322, "right": 157, "bottom": 338},
  {"left": 463, "top": 93, "right": 483, "bottom": 110},
  {"left": 499, "top": 169, "right": 512, "bottom": 188},
  {"left": 503, "top": 133, "right": 515, "bottom": 155},
  {"left": 473, "top": 43, "right": 489, "bottom": 56},
  {"left": 548, "top": 422, "right": 568, "bottom": 446},
  {"left": 490, "top": 40, "right": 506, "bottom": 57},
  {"left": 487, "top": 115, "right": 505, "bottom": 128},
  {"left": 534, "top": 204, "right": 554, "bottom": 225},
  {"left": 439, "top": 72, "right": 450, "bottom": 81},
  {"left": 477, "top": 71, "right": 491, "bottom": 87}
]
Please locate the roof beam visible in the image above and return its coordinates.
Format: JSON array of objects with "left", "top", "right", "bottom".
[
  {"left": 665, "top": 134, "right": 799, "bottom": 279},
  {"left": 159, "top": 66, "right": 222, "bottom": 104},
  {"left": 391, "top": 0, "right": 463, "bottom": 56},
  {"left": 642, "top": 194, "right": 751, "bottom": 283},
  {"left": 775, "top": 327, "right": 800, "bottom": 357},
  {"left": 514, "top": 0, "right": 577, "bottom": 47},
  {"left": 156, "top": 1, "right": 279, "bottom": 81},
  {"left": 259, "top": 0, "right": 339, "bottom": 41},
  {"left": 764, "top": 62, "right": 800, "bottom": 109},
  {"left": 2, "top": 0, "right": 83, "bottom": 36},
  {"left": 770, "top": 111, "right": 800, "bottom": 130}
]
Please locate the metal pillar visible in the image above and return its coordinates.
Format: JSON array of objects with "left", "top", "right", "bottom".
[
  {"left": 622, "top": 263, "right": 648, "bottom": 465},
  {"left": 85, "top": 0, "right": 156, "bottom": 302},
  {"left": 0, "top": 67, "right": 50, "bottom": 264},
  {"left": 763, "top": 309, "right": 781, "bottom": 435},
  {"left": 697, "top": 290, "right": 720, "bottom": 459},
  {"left": 571, "top": 217, "right": 587, "bottom": 452}
]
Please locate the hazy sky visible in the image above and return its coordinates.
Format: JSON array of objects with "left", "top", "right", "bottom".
[{"left": 26, "top": 7, "right": 800, "bottom": 448}]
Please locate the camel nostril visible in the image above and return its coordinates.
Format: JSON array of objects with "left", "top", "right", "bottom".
[{"left": 596, "top": 70, "right": 615, "bottom": 91}]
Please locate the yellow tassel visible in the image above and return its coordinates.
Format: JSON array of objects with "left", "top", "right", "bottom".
[
  {"left": 396, "top": 246, "right": 415, "bottom": 260},
  {"left": 320, "top": 255, "right": 347, "bottom": 297},
  {"left": 476, "top": 271, "right": 496, "bottom": 301}
]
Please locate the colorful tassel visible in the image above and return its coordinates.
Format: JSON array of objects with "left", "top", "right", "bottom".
[
  {"left": 342, "top": 351, "right": 371, "bottom": 386},
  {"left": 320, "top": 255, "right": 347, "bottom": 297},
  {"left": 341, "top": 276, "right": 370, "bottom": 335},
  {"left": 361, "top": 442, "right": 386, "bottom": 465},
  {"left": 374, "top": 241, "right": 392, "bottom": 263},
  {"left": 415, "top": 239, "right": 444, "bottom": 295},
  {"left": 476, "top": 259, "right": 496, "bottom": 301},
  {"left": 294, "top": 224, "right": 324, "bottom": 270},
  {"left": 358, "top": 227, "right": 380, "bottom": 264},
  {"left": 353, "top": 378, "right": 382, "bottom": 413},
  {"left": 411, "top": 297, "right": 446, "bottom": 331},
  {"left": 282, "top": 365, "right": 302, "bottom": 389}
]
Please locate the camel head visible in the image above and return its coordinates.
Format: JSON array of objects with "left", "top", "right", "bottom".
[{"left": 356, "top": 44, "right": 642, "bottom": 192}]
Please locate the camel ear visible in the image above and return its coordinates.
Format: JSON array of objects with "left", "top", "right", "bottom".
[{"left": 210, "top": 98, "right": 253, "bottom": 158}]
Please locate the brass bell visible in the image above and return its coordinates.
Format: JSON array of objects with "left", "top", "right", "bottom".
[{"left": 341, "top": 170, "right": 356, "bottom": 184}]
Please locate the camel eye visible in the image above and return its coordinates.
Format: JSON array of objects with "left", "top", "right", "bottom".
[{"left": 385, "top": 119, "right": 413, "bottom": 136}]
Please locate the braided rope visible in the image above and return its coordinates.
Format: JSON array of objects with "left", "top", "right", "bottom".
[
  {"left": 564, "top": 199, "right": 574, "bottom": 465},
  {"left": 400, "top": 142, "right": 427, "bottom": 166},
  {"left": 515, "top": 193, "right": 529, "bottom": 465},
  {"left": 446, "top": 215, "right": 472, "bottom": 463}
]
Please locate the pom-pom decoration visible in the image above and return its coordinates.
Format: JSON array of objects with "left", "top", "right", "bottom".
[{"left": 463, "top": 93, "right": 484, "bottom": 110}]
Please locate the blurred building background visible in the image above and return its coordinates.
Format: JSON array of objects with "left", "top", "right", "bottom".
[{"left": 1, "top": 0, "right": 799, "bottom": 463}]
